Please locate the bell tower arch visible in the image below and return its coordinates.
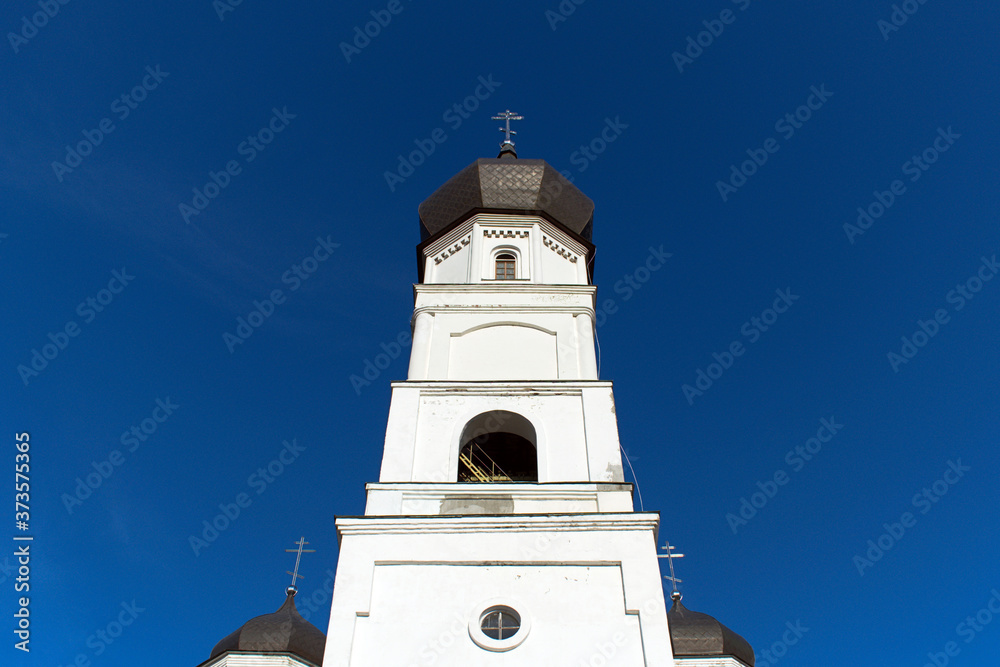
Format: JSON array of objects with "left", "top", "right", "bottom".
[{"left": 457, "top": 410, "right": 538, "bottom": 483}]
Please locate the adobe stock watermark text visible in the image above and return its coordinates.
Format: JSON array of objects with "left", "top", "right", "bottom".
[
  {"left": 682, "top": 288, "right": 800, "bottom": 405},
  {"left": 853, "top": 459, "right": 969, "bottom": 575}
]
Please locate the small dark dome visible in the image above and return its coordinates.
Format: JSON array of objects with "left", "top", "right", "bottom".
[
  {"left": 418, "top": 158, "right": 594, "bottom": 242},
  {"left": 668, "top": 596, "right": 754, "bottom": 666},
  {"left": 210, "top": 590, "right": 325, "bottom": 665}
]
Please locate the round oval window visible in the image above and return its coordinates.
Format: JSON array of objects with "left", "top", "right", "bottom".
[
  {"left": 480, "top": 606, "right": 520, "bottom": 640},
  {"left": 469, "top": 600, "right": 530, "bottom": 651}
]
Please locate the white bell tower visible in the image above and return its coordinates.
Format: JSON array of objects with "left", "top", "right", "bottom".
[{"left": 324, "top": 135, "right": 678, "bottom": 665}]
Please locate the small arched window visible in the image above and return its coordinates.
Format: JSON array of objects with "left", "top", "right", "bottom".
[{"left": 495, "top": 253, "right": 516, "bottom": 280}]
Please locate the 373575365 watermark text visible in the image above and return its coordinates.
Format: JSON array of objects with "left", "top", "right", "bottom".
[{"left": 13, "top": 432, "right": 33, "bottom": 652}]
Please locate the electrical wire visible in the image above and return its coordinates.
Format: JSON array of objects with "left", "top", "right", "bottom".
[
  {"left": 620, "top": 444, "right": 644, "bottom": 512},
  {"left": 595, "top": 325, "right": 602, "bottom": 378}
]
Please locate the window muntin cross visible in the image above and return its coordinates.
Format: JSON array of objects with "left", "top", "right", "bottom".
[
  {"left": 480, "top": 608, "right": 520, "bottom": 640},
  {"left": 495, "top": 253, "right": 516, "bottom": 280}
]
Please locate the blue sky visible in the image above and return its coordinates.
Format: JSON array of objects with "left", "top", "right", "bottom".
[{"left": 3, "top": 1, "right": 999, "bottom": 665}]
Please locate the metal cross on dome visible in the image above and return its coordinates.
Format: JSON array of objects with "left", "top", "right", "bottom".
[
  {"left": 657, "top": 541, "right": 685, "bottom": 598},
  {"left": 492, "top": 110, "right": 524, "bottom": 145},
  {"left": 285, "top": 536, "right": 316, "bottom": 591}
]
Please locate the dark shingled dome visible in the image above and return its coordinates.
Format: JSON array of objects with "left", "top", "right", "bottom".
[
  {"left": 210, "top": 590, "right": 325, "bottom": 665},
  {"left": 668, "top": 596, "right": 754, "bottom": 666},
  {"left": 417, "top": 157, "right": 594, "bottom": 242}
]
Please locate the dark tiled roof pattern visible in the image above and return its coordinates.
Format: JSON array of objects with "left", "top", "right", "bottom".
[
  {"left": 418, "top": 158, "right": 594, "bottom": 241},
  {"left": 210, "top": 592, "right": 325, "bottom": 665},
  {"left": 668, "top": 597, "right": 755, "bottom": 666}
]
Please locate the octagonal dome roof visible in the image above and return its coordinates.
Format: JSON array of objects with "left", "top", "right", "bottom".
[{"left": 417, "top": 157, "right": 594, "bottom": 242}]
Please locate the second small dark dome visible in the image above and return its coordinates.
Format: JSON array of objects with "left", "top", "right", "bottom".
[
  {"left": 668, "top": 596, "right": 755, "bottom": 666},
  {"left": 209, "top": 590, "right": 325, "bottom": 665}
]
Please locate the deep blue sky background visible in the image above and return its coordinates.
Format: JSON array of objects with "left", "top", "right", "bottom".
[{"left": 3, "top": 1, "right": 999, "bottom": 665}]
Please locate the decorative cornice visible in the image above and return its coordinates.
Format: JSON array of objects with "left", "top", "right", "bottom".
[
  {"left": 366, "top": 482, "right": 633, "bottom": 493},
  {"left": 415, "top": 386, "right": 584, "bottom": 397},
  {"left": 543, "top": 235, "right": 578, "bottom": 263},
  {"left": 420, "top": 216, "right": 587, "bottom": 261},
  {"left": 416, "top": 213, "right": 594, "bottom": 283},
  {"left": 390, "top": 380, "right": 613, "bottom": 390},
  {"left": 432, "top": 235, "right": 470, "bottom": 265},
  {"left": 483, "top": 229, "right": 529, "bottom": 239},
  {"left": 336, "top": 512, "right": 661, "bottom": 536},
  {"left": 412, "top": 305, "right": 596, "bottom": 320},
  {"left": 198, "top": 654, "right": 320, "bottom": 667},
  {"left": 415, "top": 283, "right": 596, "bottom": 295}
]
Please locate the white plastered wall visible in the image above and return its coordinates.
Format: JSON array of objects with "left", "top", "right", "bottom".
[
  {"left": 324, "top": 514, "right": 674, "bottom": 667},
  {"left": 421, "top": 213, "right": 590, "bottom": 286},
  {"left": 376, "top": 382, "right": 625, "bottom": 485}
]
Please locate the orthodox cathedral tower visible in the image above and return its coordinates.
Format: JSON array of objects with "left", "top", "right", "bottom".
[
  {"left": 200, "top": 121, "right": 754, "bottom": 667},
  {"left": 320, "top": 123, "right": 755, "bottom": 666}
]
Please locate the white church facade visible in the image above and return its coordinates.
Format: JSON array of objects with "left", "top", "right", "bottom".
[{"left": 199, "top": 135, "right": 755, "bottom": 667}]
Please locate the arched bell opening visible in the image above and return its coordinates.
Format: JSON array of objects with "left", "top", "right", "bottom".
[{"left": 458, "top": 411, "right": 537, "bottom": 483}]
